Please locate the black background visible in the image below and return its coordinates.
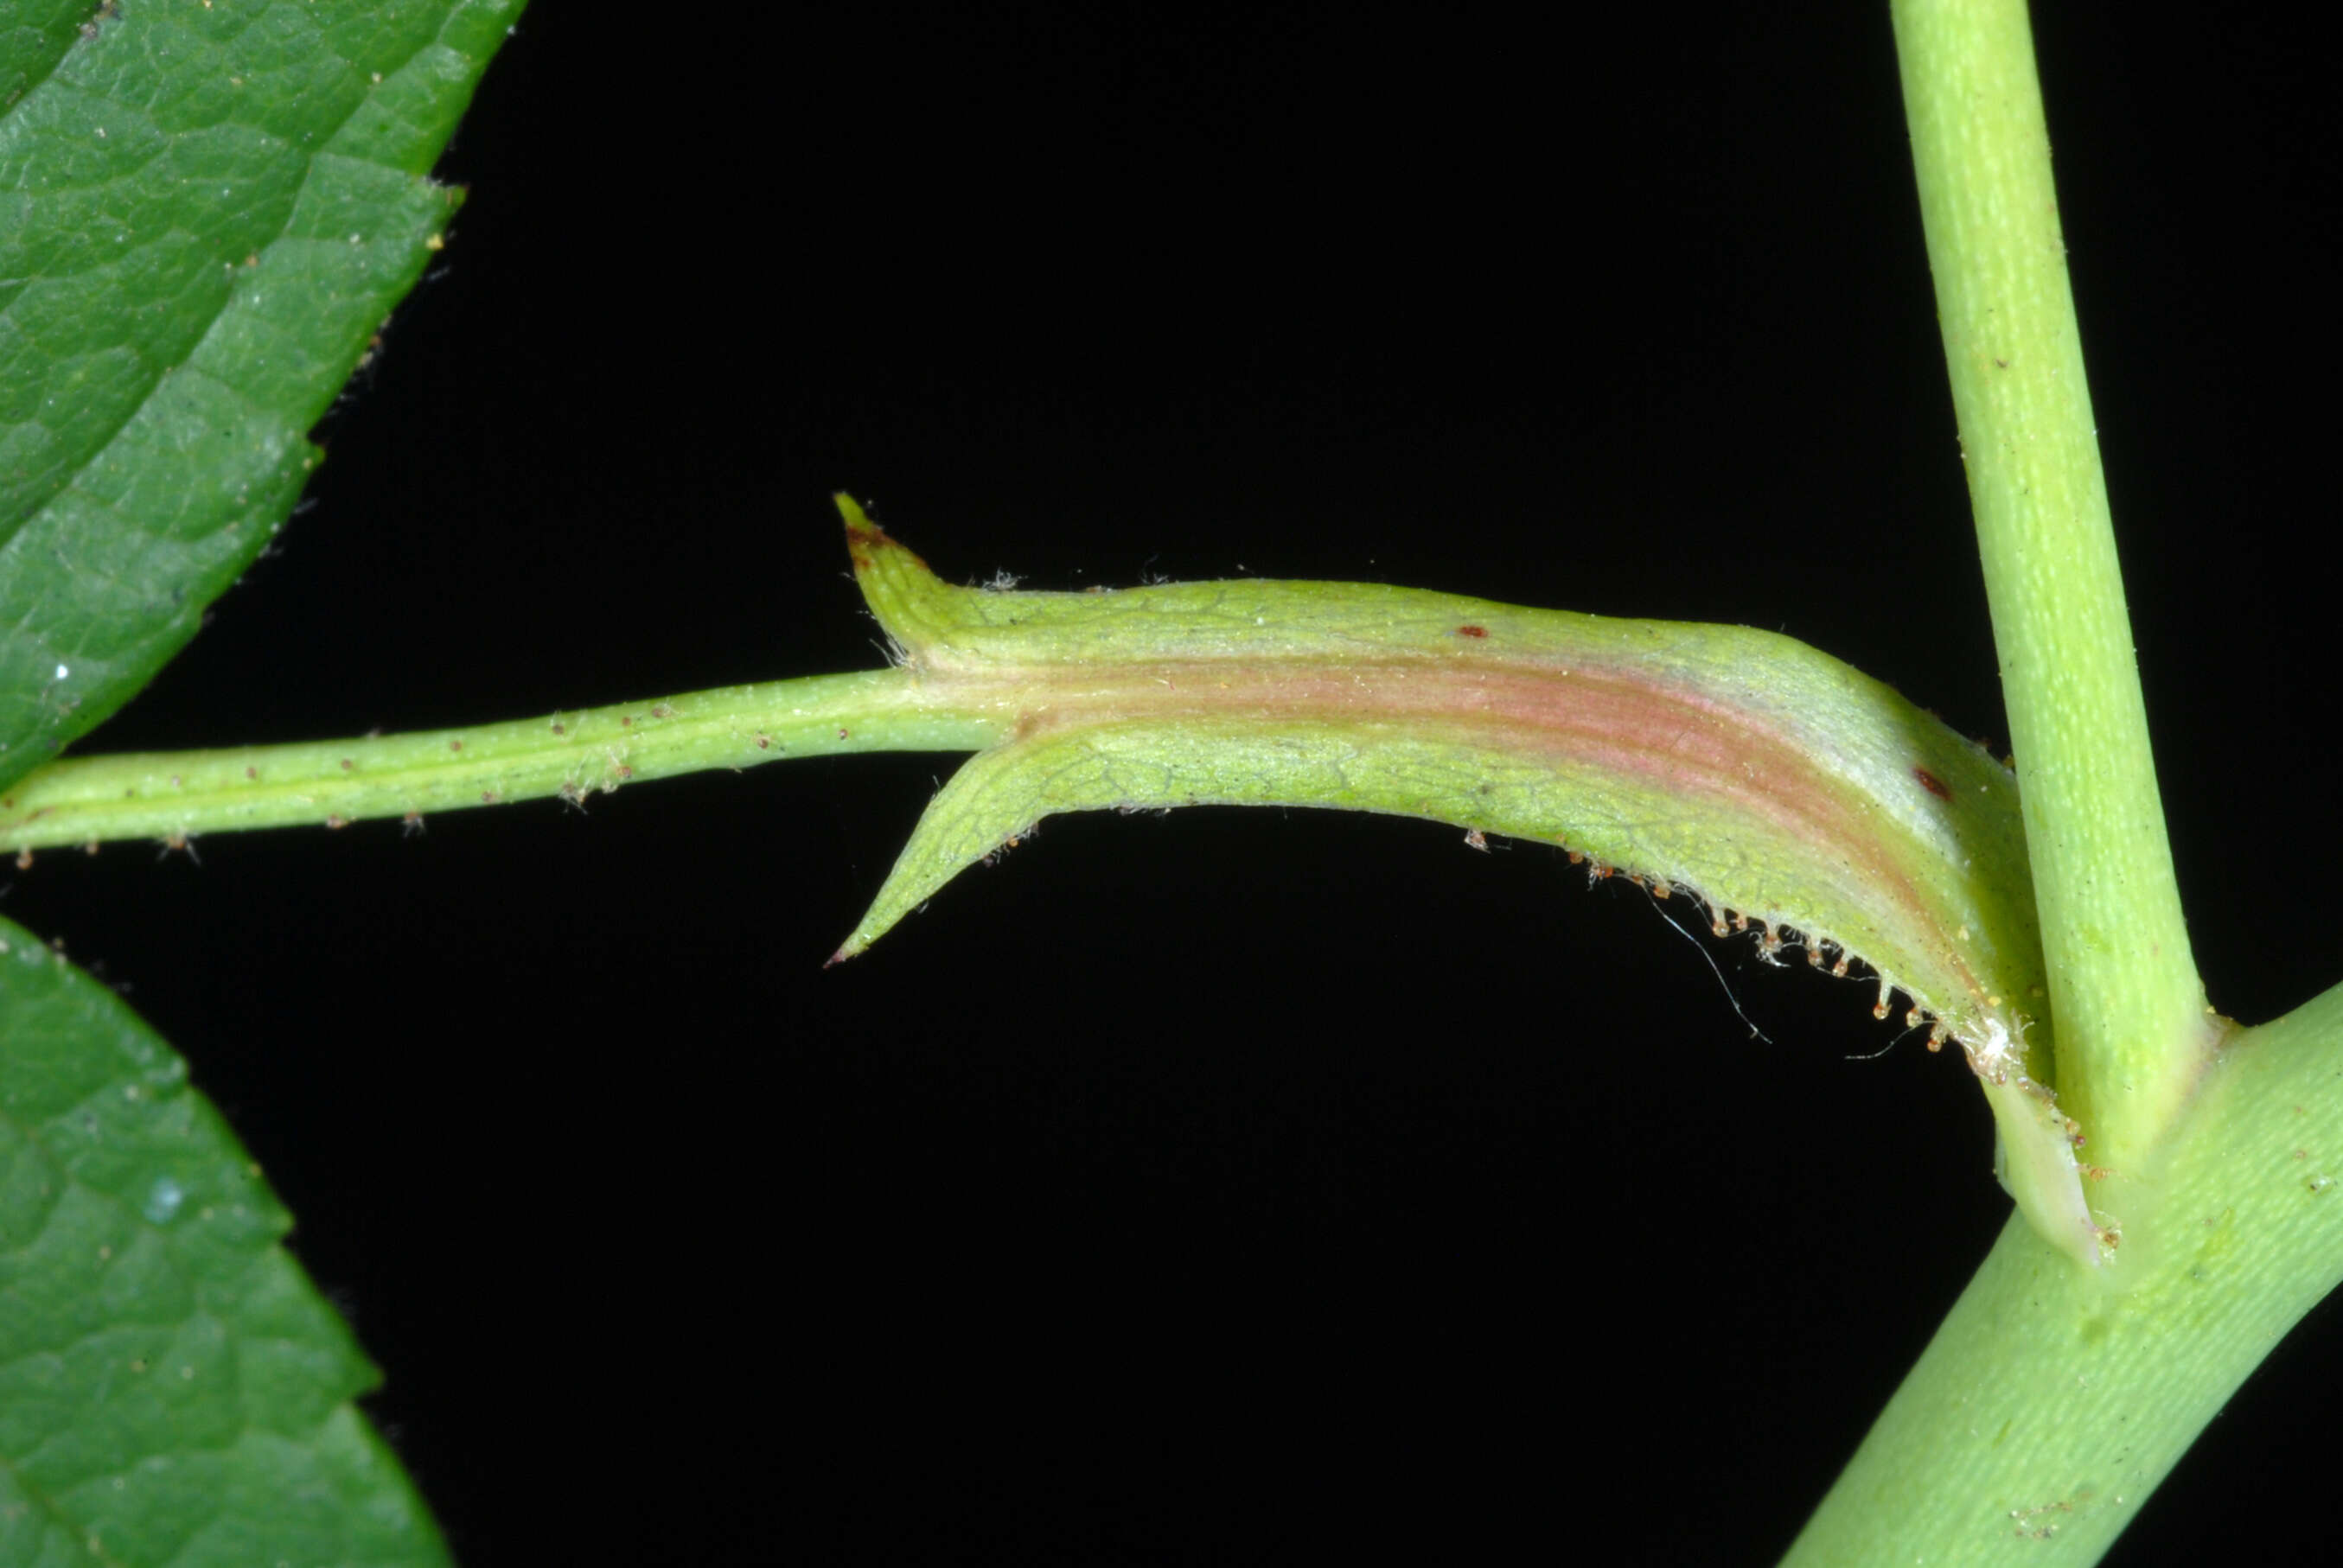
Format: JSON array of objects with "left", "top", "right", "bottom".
[{"left": 8, "top": 3, "right": 2339, "bottom": 1562}]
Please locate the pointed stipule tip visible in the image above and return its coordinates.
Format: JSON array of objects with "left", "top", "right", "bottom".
[
  {"left": 822, "top": 939, "right": 865, "bottom": 969},
  {"left": 833, "top": 493, "right": 929, "bottom": 577},
  {"left": 834, "top": 494, "right": 881, "bottom": 569}
]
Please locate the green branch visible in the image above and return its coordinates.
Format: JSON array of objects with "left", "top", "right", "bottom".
[
  {"left": 1785, "top": 978, "right": 2343, "bottom": 1563},
  {"left": 1780, "top": 5, "right": 2314, "bottom": 1561},
  {"left": 1893, "top": 0, "right": 2215, "bottom": 1176}
]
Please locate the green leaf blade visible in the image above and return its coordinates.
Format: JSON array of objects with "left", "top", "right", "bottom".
[
  {"left": 0, "top": 0, "right": 525, "bottom": 794},
  {"left": 0, "top": 915, "right": 449, "bottom": 1568},
  {"left": 0, "top": 1, "right": 94, "bottom": 119}
]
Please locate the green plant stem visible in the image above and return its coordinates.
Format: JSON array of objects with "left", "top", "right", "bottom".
[
  {"left": 1784, "top": 977, "right": 2343, "bottom": 1564},
  {"left": 0, "top": 672, "right": 1001, "bottom": 852},
  {"left": 1893, "top": 0, "right": 2213, "bottom": 1176},
  {"left": 1786, "top": 6, "right": 2295, "bottom": 1560}
]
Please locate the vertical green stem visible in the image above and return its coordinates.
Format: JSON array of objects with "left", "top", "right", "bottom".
[{"left": 1893, "top": 0, "right": 2212, "bottom": 1177}]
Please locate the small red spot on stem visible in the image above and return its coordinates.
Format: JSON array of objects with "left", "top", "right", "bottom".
[
  {"left": 1456, "top": 625, "right": 1487, "bottom": 638},
  {"left": 1913, "top": 766, "right": 1951, "bottom": 800},
  {"left": 449, "top": 739, "right": 463, "bottom": 753}
]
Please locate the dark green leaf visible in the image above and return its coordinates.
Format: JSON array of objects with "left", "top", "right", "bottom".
[
  {"left": 0, "top": 915, "right": 448, "bottom": 1566},
  {"left": 0, "top": 0, "right": 526, "bottom": 794},
  {"left": 0, "top": 1, "right": 95, "bottom": 121}
]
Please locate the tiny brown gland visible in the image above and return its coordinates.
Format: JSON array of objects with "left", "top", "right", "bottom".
[
  {"left": 1463, "top": 828, "right": 1488, "bottom": 851},
  {"left": 620, "top": 716, "right": 632, "bottom": 728},
  {"left": 1730, "top": 911, "right": 1748, "bottom": 932},
  {"left": 1806, "top": 941, "right": 1823, "bottom": 968},
  {"left": 754, "top": 734, "right": 771, "bottom": 750},
  {"left": 83, "top": 841, "right": 98, "bottom": 856},
  {"left": 449, "top": 739, "right": 463, "bottom": 752},
  {"left": 1831, "top": 953, "right": 1851, "bottom": 978},
  {"left": 1873, "top": 977, "right": 1893, "bottom": 1020},
  {"left": 616, "top": 764, "right": 635, "bottom": 780},
  {"left": 1650, "top": 877, "right": 1670, "bottom": 899},
  {"left": 14, "top": 849, "right": 31, "bottom": 870},
  {"left": 1906, "top": 1006, "right": 1925, "bottom": 1029},
  {"left": 481, "top": 791, "right": 496, "bottom": 803},
  {"left": 552, "top": 722, "right": 565, "bottom": 736},
  {"left": 1927, "top": 1021, "right": 1947, "bottom": 1051},
  {"left": 339, "top": 758, "right": 353, "bottom": 771},
  {"left": 1709, "top": 908, "right": 1729, "bottom": 938},
  {"left": 651, "top": 704, "right": 674, "bottom": 719},
  {"left": 325, "top": 814, "right": 348, "bottom": 830},
  {"left": 1567, "top": 850, "right": 1584, "bottom": 864},
  {"left": 244, "top": 766, "right": 257, "bottom": 780}
]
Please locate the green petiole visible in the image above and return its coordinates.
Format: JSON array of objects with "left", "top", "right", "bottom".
[
  {"left": 0, "top": 670, "right": 996, "bottom": 855},
  {"left": 3, "top": 495, "right": 2100, "bottom": 1264}
]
